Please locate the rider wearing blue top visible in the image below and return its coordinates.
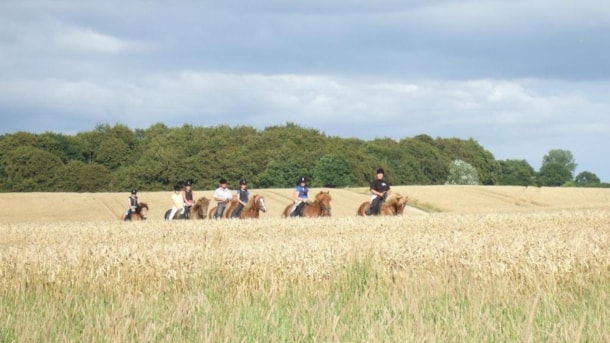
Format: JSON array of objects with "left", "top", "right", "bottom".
[
  {"left": 231, "top": 179, "right": 250, "bottom": 218},
  {"left": 290, "top": 176, "right": 310, "bottom": 217}
]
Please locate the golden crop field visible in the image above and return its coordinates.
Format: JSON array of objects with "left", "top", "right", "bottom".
[{"left": 1, "top": 186, "right": 610, "bottom": 342}]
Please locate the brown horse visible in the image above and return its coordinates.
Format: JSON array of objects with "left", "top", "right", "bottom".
[
  {"left": 281, "top": 191, "right": 332, "bottom": 218},
  {"left": 164, "top": 197, "right": 211, "bottom": 220},
  {"left": 238, "top": 194, "right": 268, "bottom": 219},
  {"left": 357, "top": 193, "right": 408, "bottom": 216},
  {"left": 121, "top": 202, "right": 149, "bottom": 221},
  {"left": 208, "top": 199, "right": 234, "bottom": 219}
]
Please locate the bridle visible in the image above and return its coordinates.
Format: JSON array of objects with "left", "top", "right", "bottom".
[{"left": 257, "top": 196, "right": 268, "bottom": 213}]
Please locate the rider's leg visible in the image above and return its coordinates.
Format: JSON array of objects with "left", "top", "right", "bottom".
[
  {"left": 290, "top": 200, "right": 301, "bottom": 217},
  {"left": 125, "top": 209, "right": 132, "bottom": 221},
  {"left": 231, "top": 204, "right": 243, "bottom": 218},
  {"left": 370, "top": 197, "right": 382, "bottom": 215},
  {"left": 168, "top": 206, "right": 178, "bottom": 220},
  {"left": 215, "top": 203, "right": 225, "bottom": 219}
]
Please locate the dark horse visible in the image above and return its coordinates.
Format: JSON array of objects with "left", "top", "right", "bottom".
[
  {"left": 121, "top": 202, "right": 149, "bottom": 221},
  {"left": 281, "top": 191, "right": 332, "bottom": 218},
  {"left": 164, "top": 197, "right": 211, "bottom": 220},
  {"left": 357, "top": 193, "right": 408, "bottom": 216}
]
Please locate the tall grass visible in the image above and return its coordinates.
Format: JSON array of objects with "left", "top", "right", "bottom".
[{"left": 1, "top": 210, "right": 609, "bottom": 342}]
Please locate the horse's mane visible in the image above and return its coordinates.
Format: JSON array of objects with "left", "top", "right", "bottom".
[
  {"left": 193, "top": 197, "right": 210, "bottom": 211},
  {"left": 314, "top": 191, "right": 332, "bottom": 203},
  {"left": 138, "top": 202, "right": 149, "bottom": 209},
  {"left": 386, "top": 194, "right": 407, "bottom": 211},
  {"left": 243, "top": 194, "right": 263, "bottom": 211},
  {"left": 386, "top": 194, "right": 404, "bottom": 205}
]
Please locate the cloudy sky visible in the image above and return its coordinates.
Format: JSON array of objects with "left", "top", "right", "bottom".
[{"left": 1, "top": 0, "right": 609, "bottom": 181}]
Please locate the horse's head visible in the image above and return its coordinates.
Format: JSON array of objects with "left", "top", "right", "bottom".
[
  {"left": 314, "top": 191, "right": 332, "bottom": 216},
  {"left": 389, "top": 194, "right": 408, "bottom": 216},
  {"left": 254, "top": 194, "right": 267, "bottom": 213},
  {"left": 137, "top": 202, "right": 149, "bottom": 220},
  {"left": 194, "top": 197, "right": 210, "bottom": 219}
]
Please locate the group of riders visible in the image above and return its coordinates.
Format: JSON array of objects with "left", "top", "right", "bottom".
[{"left": 124, "top": 168, "right": 391, "bottom": 220}]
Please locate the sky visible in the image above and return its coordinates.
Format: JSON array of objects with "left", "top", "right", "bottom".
[{"left": 1, "top": 0, "right": 609, "bottom": 181}]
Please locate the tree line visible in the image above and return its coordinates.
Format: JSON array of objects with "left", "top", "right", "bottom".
[{"left": 0, "top": 122, "right": 606, "bottom": 192}]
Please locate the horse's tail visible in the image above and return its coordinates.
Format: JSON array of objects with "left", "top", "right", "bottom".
[{"left": 281, "top": 203, "right": 292, "bottom": 218}]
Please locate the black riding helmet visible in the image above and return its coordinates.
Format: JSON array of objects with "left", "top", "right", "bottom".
[
  {"left": 297, "top": 176, "right": 307, "bottom": 185},
  {"left": 185, "top": 180, "right": 192, "bottom": 186},
  {"left": 239, "top": 179, "right": 247, "bottom": 185},
  {"left": 131, "top": 189, "right": 137, "bottom": 195}
]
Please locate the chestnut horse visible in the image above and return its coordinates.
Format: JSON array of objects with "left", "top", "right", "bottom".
[
  {"left": 238, "top": 194, "right": 268, "bottom": 219},
  {"left": 281, "top": 191, "right": 332, "bottom": 218},
  {"left": 208, "top": 199, "right": 235, "bottom": 219},
  {"left": 121, "top": 202, "right": 149, "bottom": 221},
  {"left": 209, "top": 194, "right": 268, "bottom": 219},
  {"left": 357, "top": 193, "right": 408, "bottom": 216},
  {"left": 164, "top": 197, "right": 211, "bottom": 220}
]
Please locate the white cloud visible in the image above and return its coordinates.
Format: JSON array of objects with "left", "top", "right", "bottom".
[
  {"left": 52, "top": 27, "right": 131, "bottom": 54},
  {"left": 0, "top": 0, "right": 609, "bottom": 180}
]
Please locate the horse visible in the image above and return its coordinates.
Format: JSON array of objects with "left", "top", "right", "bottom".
[
  {"left": 238, "top": 194, "right": 268, "bottom": 219},
  {"left": 357, "top": 193, "right": 408, "bottom": 216},
  {"left": 208, "top": 199, "right": 235, "bottom": 219},
  {"left": 281, "top": 191, "right": 332, "bottom": 218},
  {"left": 164, "top": 197, "right": 211, "bottom": 220},
  {"left": 121, "top": 202, "right": 149, "bottom": 221}
]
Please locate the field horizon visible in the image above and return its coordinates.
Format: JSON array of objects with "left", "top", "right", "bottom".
[{"left": 1, "top": 185, "right": 610, "bottom": 223}]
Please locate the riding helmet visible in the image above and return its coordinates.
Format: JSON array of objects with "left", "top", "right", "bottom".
[
  {"left": 298, "top": 176, "right": 307, "bottom": 184},
  {"left": 239, "top": 179, "right": 247, "bottom": 185},
  {"left": 185, "top": 180, "right": 192, "bottom": 186},
  {"left": 131, "top": 189, "right": 137, "bottom": 194},
  {"left": 376, "top": 168, "right": 385, "bottom": 175},
  {"left": 220, "top": 178, "right": 227, "bottom": 184}
]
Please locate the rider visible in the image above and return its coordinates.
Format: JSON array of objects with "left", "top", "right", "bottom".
[
  {"left": 168, "top": 184, "right": 185, "bottom": 220},
  {"left": 290, "top": 176, "right": 310, "bottom": 217},
  {"left": 368, "top": 168, "right": 391, "bottom": 216},
  {"left": 182, "top": 180, "right": 195, "bottom": 219},
  {"left": 125, "top": 189, "right": 138, "bottom": 221},
  {"left": 231, "top": 179, "right": 250, "bottom": 218},
  {"left": 213, "top": 178, "right": 233, "bottom": 219}
]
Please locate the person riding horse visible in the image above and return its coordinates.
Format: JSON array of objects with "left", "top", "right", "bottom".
[
  {"left": 231, "top": 179, "right": 250, "bottom": 218},
  {"left": 167, "top": 184, "right": 185, "bottom": 220},
  {"left": 124, "top": 189, "right": 139, "bottom": 221},
  {"left": 182, "top": 180, "right": 195, "bottom": 219},
  {"left": 290, "top": 176, "right": 311, "bottom": 217},
  {"left": 213, "top": 178, "right": 233, "bottom": 219},
  {"left": 367, "top": 168, "right": 391, "bottom": 216}
]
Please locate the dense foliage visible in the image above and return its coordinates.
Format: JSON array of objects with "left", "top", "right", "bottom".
[{"left": 0, "top": 123, "right": 605, "bottom": 192}]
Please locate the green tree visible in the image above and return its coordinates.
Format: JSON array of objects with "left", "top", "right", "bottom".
[
  {"left": 313, "top": 154, "right": 356, "bottom": 187},
  {"left": 1, "top": 146, "right": 63, "bottom": 191},
  {"left": 498, "top": 159, "right": 536, "bottom": 186},
  {"left": 258, "top": 159, "right": 306, "bottom": 188},
  {"left": 574, "top": 171, "right": 600, "bottom": 187},
  {"left": 446, "top": 159, "right": 480, "bottom": 185},
  {"left": 537, "top": 149, "right": 577, "bottom": 186},
  {"left": 55, "top": 160, "right": 113, "bottom": 192}
]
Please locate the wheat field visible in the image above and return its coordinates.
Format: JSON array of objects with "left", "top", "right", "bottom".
[{"left": 1, "top": 186, "right": 610, "bottom": 342}]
